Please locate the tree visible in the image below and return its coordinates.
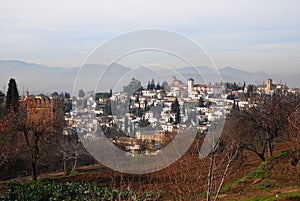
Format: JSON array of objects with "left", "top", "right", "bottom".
[
  {"left": 109, "top": 89, "right": 113, "bottom": 98},
  {"left": 150, "top": 79, "right": 155, "bottom": 90},
  {"left": 78, "top": 89, "right": 86, "bottom": 98},
  {"left": 204, "top": 140, "right": 239, "bottom": 201},
  {"left": 0, "top": 114, "right": 20, "bottom": 168},
  {"left": 289, "top": 106, "right": 300, "bottom": 138},
  {"left": 64, "top": 92, "right": 71, "bottom": 99},
  {"left": 8, "top": 97, "right": 64, "bottom": 180},
  {"left": 156, "top": 82, "right": 161, "bottom": 90},
  {"left": 234, "top": 93, "right": 298, "bottom": 161},
  {"left": 198, "top": 117, "right": 240, "bottom": 201},
  {"left": 171, "top": 98, "right": 180, "bottom": 124},
  {"left": 59, "top": 128, "right": 87, "bottom": 174},
  {"left": 6, "top": 78, "right": 19, "bottom": 112},
  {"left": 198, "top": 97, "right": 205, "bottom": 107},
  {"left": 51, "top": 91, "right": 59, "bottom": 97},
  {"left": 147, "top": 81, "right": 151, "bottom": 90}
]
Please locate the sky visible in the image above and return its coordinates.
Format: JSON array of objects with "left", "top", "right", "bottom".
[{"left": 1, "top": 0, "right": 300, "bottom": 75}]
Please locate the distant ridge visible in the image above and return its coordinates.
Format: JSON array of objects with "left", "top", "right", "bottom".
[{"left": 0, "top": 60, "right": 298, "bottom": 94}]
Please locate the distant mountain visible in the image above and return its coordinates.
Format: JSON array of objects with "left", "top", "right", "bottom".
[
  {"left": 218, "top": 67, "right": 263, "bottom": 84},
  {"left": 0, "top": 60, "right": 78, "bottom": 94},
  {"left": 0, "top": 60, "right": 299, "bottom": 94}
]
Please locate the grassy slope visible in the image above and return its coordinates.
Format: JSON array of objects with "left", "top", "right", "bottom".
[{"left": 1, "top": 141, "right": 300, "bottom": 200}]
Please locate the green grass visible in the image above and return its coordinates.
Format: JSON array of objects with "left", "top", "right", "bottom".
[
  {"left": 66, "top": 171, "right": 82, "bottom": 177},
  {"left": 255, "top": 180, "right": 273, "bottom": 190},
  {"left": 242, "top": 192, "right": 300, "bottom": 201},
  {"left": 222, "top": 151, "right": 288, "bottom": 192},
  {"left": 250, "top": 151, "right": 287, "bottom": 179}
]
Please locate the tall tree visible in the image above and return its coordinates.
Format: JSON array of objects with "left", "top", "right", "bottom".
[
  {"left": 150, "top": 79, "right": 155, "bottom": 90},
  {"left": 109, "top": 89, "right": 113, "bottom": 98},
  {"left": 147, "top": 81, "right": 151, "bottom": 90},
  {"left": 6, "top": 78, "right": 19, "bottom": 112},
  {"left": 171, "top": 98, "right": 180, "bottom": 124}
]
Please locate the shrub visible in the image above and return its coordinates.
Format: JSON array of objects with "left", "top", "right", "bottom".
[{"left": 0, "top": 181, "right": 162, "bottom": 201}]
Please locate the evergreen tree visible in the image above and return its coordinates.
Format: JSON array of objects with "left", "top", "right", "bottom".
[
  {"left": 6, "top": 78, "right": 19, "bottom": 112},
  {"left": 150, "top": 79, "right": 155, "bottom": 90},
  {"left": 64, "top": 92, "right": 70, "bottom": 99},
  {"left": 78, "top": 89, "right": 85, "bottom": 98},
  {"left": 156, "top": 82, "right": 161, "bottom": 90},
  {"left": 51, "top": 91, "right": 59, "bottom": 97},
  {"left": 147, "top": 81, "right": 151, "bottom": 90},
  {"left": 109, "top": 89, "right": 112, "bottom": 98},
  {"left": 171, "top": 98, "right": 180, "bottom": 124},
  {"left": 198, "top": 97, "right": 205, "bottom": 107}
]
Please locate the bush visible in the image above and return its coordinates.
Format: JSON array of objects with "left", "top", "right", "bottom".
[{"left": 0, "top": 181, "right": 162, "bottom": 201}]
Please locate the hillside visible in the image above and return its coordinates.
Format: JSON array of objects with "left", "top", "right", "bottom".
[{"left": 1, "top": 136, "right": 299, "bottom": 200}]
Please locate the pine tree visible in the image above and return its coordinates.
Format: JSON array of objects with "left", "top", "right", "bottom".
[
  {"left": 147, "top": 81, "right": 151, "bottom": 90},
  {"left": 6, "top": 78, "right": 19, "bottom": 112}
]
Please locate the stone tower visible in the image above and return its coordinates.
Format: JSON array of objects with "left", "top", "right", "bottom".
[{"left": 266, "top": 79, "right": 273, "bottom": 91}]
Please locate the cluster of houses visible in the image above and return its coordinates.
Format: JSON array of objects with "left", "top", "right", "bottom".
[
  {"left": 0, "top": 76, "right": 297, "bottom": 155},
  {"left": 67, "top": 77, "right": 298, "bottom": 154},
  {"left": 69, "top": 77, "right": 226, "bottom": 154}
]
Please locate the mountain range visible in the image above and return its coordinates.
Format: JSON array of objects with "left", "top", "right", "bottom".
[{"left": 0, "top": 60, "right": 298, "bottom": 95}]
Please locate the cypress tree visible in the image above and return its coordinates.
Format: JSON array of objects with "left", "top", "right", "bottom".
[
  {"left": 6, "top": 78, "right": 19, "bottom": 112},
  {"left": 171, "top": 98, "right": 180, "bottom": 124}
]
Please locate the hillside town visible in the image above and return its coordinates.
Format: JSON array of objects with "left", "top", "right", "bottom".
[
  {"left": 66, "top": 76, "right": 298, "bottom": 154},
  {"left": 1, "top": 77, "right": 297, "bottom": 156},
  {"left": 1, "top": 76, "right": 300, "bottom": 200}
]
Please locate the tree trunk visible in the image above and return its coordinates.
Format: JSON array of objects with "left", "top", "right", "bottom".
[
  {"left": 63, "top": 154, "right": 67, "bottom": 175},
  {"left": 207, "top": 152, "right": 215, "bottom": 201},
  {"left": 213, "top": 146, "right": 239, "bottom": 201},
  {"left": 31, "top": 136, "right": 39, "bottom": 180},
  {"left": 31, "top": 157, "right": 37, "bottom": 180},
  {"left": 257, "top": 153, "right": 265, "bottom": 162},
  {"left": 267, "top": 141, "right": 273, "bottom": 158}
]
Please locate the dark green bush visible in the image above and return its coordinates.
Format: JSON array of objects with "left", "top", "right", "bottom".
[{"left": 0, "top": 181, "right": 162, "bottom": 201}]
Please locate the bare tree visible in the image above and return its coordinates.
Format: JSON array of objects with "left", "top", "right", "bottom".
[
  {"left": 59, "top": 128, "right": 88, "bottom": 174},
  {"left": 201, "top": 138, "right": 239, "bottom": 201},
  {"left": 235, "top": 93, "right": 298, "bottom": 161},
  {"left": 8, "top": 97, "right": 64, "bottom": 180}
]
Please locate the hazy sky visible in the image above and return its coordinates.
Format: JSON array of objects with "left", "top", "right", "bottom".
[{"left": 1, "top": 0, "right": 299, "bottom": 75}]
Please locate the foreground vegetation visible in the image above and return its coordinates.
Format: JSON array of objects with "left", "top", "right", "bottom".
[{"left": 0, "top": 180, "right": 162, "bottom": 201}]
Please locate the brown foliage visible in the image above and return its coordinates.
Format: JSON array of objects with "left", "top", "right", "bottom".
[{"left": 231, "top": 92, "right": 300, "bottom": 161}]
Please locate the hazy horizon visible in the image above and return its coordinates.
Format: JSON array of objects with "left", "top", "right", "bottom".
[{"left": 1, "top": 0, "right": 299, "bottom": 76}]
